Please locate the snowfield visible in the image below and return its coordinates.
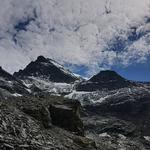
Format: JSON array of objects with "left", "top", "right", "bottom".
[
  {"left": 65, "top": 85, "right": 150, "bottom": 106},
  {"left": 21, "top": 76, "right": 75, "bottom": 95}
]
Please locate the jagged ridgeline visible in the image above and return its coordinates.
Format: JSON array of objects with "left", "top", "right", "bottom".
[
  {"left": 0, "top": 66, "right": 29, "bottom": 98},
  {"left": 14, "top": 56, "right": 79, "bottom": 83}
]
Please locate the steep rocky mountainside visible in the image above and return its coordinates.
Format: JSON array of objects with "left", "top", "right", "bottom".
[
  {"left": 0, "top": 67, "right": 29, "bottom": 99},
  {"left": 76, "top": 70, "right": 134, "bottom": 91},
  {"left": 13, "top": 56, "right": 80, "bottom": 95},
  {"left": 14, "top": 56, "right": 79, "bottom": 83}
]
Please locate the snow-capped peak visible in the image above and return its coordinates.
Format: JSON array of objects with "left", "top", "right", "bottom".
[{"left": 14, "top": 56, "right": 80, "bottom": 84}]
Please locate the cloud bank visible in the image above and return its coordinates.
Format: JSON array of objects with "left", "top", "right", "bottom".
[{"left": 0, "top": 0, "right": 150, "bottom": 76}]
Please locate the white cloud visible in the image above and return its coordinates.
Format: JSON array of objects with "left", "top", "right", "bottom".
[{"left": 0, "top": 0, "right": 149, "bottom": 76}]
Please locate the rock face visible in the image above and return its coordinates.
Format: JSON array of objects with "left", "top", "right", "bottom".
[
  {"left": 0, "top": 67, "right": 29, "bottom": 98},
  {"left": 49, "top": 101, "right": 84, "bottom": 136},
  {"left": 76, "top": 70, "right": 132, "bottom": 91},
  {"left": 84, "top": 86, "right": 150, "bottom": 135},
  {"left": 82, "top": 115, "right": 146, "bottom": 150},
  {"left": 14, "top": 56, "right": 79, "bottom": 83},
  {"left": 22, "top": 105, "right": 52, "bottom": 129},
  {"left": 80, "top": 84, "right": 150, "bottom": 149}
]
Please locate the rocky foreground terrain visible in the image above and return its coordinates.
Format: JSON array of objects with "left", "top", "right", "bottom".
[
  {"left": 1, "top": 56, "right": 150, "bottom": 150},
  {"left": 0, "top": 95, "right": 99, "bottom": 150}
]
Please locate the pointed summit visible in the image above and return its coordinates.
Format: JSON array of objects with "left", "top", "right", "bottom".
[
  {"left": 76, "top": 70, "right": 132, "bottom": 91},
  {"left": 89, "top": 70, "right": 125, "bottom": 83},
  {"left": 37, "top": 55, "right": 48, "bottom": 62},
  {"left": 14, "top": 56, "right": 79, "bottom": 83}
]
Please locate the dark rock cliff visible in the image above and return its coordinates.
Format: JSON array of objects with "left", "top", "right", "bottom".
[{"left": 14, "top": 56, "right": 79, "bottom": 83}]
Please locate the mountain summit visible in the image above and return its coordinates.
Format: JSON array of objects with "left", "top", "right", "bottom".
[
  {"left": 14, "top": 56, "right": 79, "bottom": 83},
  {"left": 89, "top": 70, "right": 126, "bottom": 83},
  {"left": 76, "top": 70, "right": 132, "bottom": 91}
]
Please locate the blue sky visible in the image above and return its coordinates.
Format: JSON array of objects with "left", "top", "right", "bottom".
[
  {"left": 112, "top": 60, "right": 150, "bottom": 82},
  {"left": 70, "top": 59, "right": 150, "bottom": 82}
]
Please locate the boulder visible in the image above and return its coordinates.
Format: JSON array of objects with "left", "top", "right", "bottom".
[
  {"left": 49, "top": 101, "right": 84, "bottom": 136},
  {"left": 22, "top": 106, "right": 52, "bottom": 129}
]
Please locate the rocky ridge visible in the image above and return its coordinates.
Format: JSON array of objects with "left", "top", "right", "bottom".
[
  {"left": 0, "top": 66, "right": 29, "bottom": 99},
  {"left": 13, "top": 56, "right": 80, "bottom": 95},
  {"left": 14, "top": 56, "right": 79, "bottom": 83}
]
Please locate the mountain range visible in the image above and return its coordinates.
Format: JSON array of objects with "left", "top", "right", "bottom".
[{"left": 1, "top": 56, "right": 150, "bottom": 149}]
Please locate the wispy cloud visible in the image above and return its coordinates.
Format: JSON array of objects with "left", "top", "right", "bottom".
[{"left": 0, "top": 0, "right": 149, "bottom": 76}]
